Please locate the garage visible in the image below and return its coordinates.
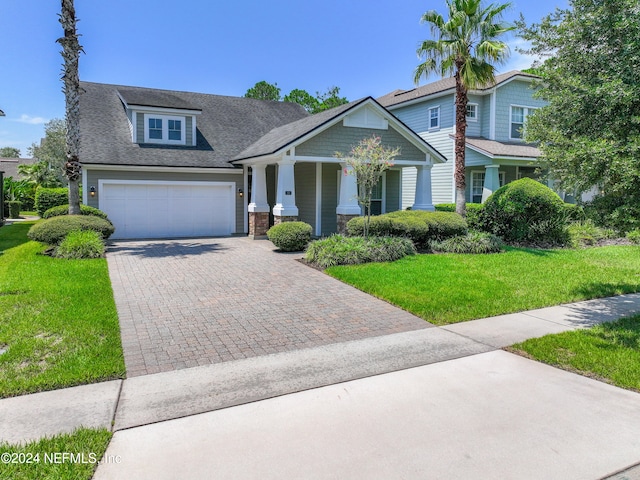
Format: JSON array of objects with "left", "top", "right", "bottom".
[{"left": 99, "top": 180, "right": 236, "bottom": 239}]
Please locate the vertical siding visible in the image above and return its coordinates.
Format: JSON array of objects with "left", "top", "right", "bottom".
[
  {"left": 494, "top": 80, "right": 547, "bottom": 142},
  {"left": 136, "top": 112, "right": 144, "bottom": 143},
  {"left": 186, "top": 116, "right": 193, "bottom": 146},
  {"left": 385, "top": 169, "right": 401, "bottom": 212},
  {"left": 294, "top": 162, "right": 316, "bottom": 232},
  {"left": 321, "top": 163, "right": 340, "bottom": 235}
]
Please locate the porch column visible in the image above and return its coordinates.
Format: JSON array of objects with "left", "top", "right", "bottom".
[
  {"left": 482, "top": 164, "right": 500, "bottom": 202},
  {"left": 412, "top": 164, "right": 435, "bottom": 211},
  {"left": 336, "top": 163, "right": 361, "bottom": 234},
  {"left": 272, "top": 158, "right": 298, "bottom": 223},
  {"left": 248, "top": 164, "right": 270, "bottom": 238}
]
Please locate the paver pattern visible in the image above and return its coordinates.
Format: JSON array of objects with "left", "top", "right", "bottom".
[{"left": 107, "top": 237, "right": 430, "bottom": 376}]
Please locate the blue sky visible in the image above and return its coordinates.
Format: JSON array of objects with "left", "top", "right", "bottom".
[{"left": 0, "top": 0, "right": 567, "bottom": 157}]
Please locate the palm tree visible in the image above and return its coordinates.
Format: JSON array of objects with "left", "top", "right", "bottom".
[
  {"left": 58, "top": 0, "right": 83, "bottom": 214},
  {"left": 414, "top": 0, "right": 513, "bottom": 217}
]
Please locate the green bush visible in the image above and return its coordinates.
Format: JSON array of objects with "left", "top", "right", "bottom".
[
  {"left": 267, "top": 221, "right": 312, "bottom": 252},
  {"left": 8, "top": 201, "right": 21, "bottom": 219},
  {"left": 479, "top": 178, "right": 567, "bottom": 244},
  {"left": 304, "top": 235, "right": 416, "bottom": 268},
  {"left": 582, "top": 194, "right": 640, "bottom": 234},
  {"left": 346, "top": 210, "right": 467, "bottom": 248},
  {"left": 42, "top": 204, "right": 109, "bottom": 220},
  {"left": 435, "top": 203, "right": 483, "bottom": 229},
  {"left": 54, "top": 230, "right": 105, "bottom": 259},
  {"left": 563, "top": 203, "right": 586, "bottom": 223},
  {"left": 626, "top": 229, "right": 640, "bottom": 245},
  {"left": 28, "top": 215, "right": 115, "bottom": 245},
  {"left": 567, "top": 220, "right": 616, "bottom": 248},
  {"left": 34, "top": 187, "right": 68, "bottom": 216},
  {"left": 430, "top": 231, "right": 505, "bottom": 254}
]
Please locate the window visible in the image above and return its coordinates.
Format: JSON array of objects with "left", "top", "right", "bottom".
[
  {"left": 471, "top": 171, "right": 506, "bottom": 203},
  {"left": 466, "top": 104, "right": 478, "bottom": 121},
  {"left": 510, "top": 106, "right": 536, "bottom": 140},
  {"left": 144, "top": 114, "right": 186, "bottom": 145},
  {"left": 428, "top": 106, "right": 440, "bottom": 129}
]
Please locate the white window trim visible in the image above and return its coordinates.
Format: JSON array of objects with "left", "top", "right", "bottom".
[
  {"left": 428, "top": 106, "right": 440, "bottom": 130},
  {"left": 466, "top": 103, "right": 478, "bottom": 122},
  {"left": 143, "top": 113, "right": 186, "bottom": 145},
  {"left": 470, "top": 170, "right": 507, "bottom": 202},
  {"left": 509, "top": 105, "right": 537, "bottom": 141}
]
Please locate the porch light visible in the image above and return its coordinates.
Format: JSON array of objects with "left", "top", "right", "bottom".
[
  {"left": 238, "top": 188, "right": 243, "bottom": 198},
  {"left": 90, "top": 186, "right": 96, "bottom": 197}
]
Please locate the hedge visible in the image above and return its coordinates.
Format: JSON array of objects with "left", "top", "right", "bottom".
[
  {"left": 267, "top": 221, "right": 313, "bottom": 252},
  {"left": 8, "top": 201, "right": 21, "bottom": 219},
  {"left": 34, "top": 187, "right": 68, "bottom": 216},
  {"left": 42, "top": 204, "right": 109, "bottom": 220},
  {"left": 28, "top": 215, "right": 115, "bottom": 245},
  {"left": 435, "top": 203, "right": 483, "bottom": 229}
]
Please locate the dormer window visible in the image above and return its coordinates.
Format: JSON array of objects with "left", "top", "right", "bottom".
[{"left": 144, "top": 114, "right": 186, "bottom": 145}]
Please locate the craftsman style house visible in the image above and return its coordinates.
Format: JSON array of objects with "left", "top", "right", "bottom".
[
  {"left": 378, "top": 71, "right": 548, "bottom": 208},
  {"left": 80, "top": 82, "right": 445, "bottom": 239}
]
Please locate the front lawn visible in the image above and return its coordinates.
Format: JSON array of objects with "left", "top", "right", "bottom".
[
  {"left": 0, "top": 428, "right": 112, "bottom": 480},
  {"left": 327, "top": 246, "right": 640, "bottom": 325},
  {"left": 0, "top": 222, "right": 125, "bottom": 398},
  {"left": 508, "top": 315, "right": 640, "bottom": 392}
]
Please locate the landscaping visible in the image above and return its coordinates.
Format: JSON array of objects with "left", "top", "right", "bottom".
[
  {"left": 326, "top": 245, "right": 640, "bottom": 325},
  {"left": 0, "top": 222, "right": 125, "bottom": 398},
  {"left": 0, "top": 428, "right": 112, "bottom": 480},
  {"left": 509, "top": 314, "right": 640, "bottom": 392}
]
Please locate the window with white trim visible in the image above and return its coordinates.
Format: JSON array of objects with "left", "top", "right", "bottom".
[
  {"left": 466, "top": 104, "right": 478, "bottom": 121},
  {"left": 510, "top": 106, "right": 536, "bottom": 140},
  {"left": 144, "top": 114, "right": 186, "bottom": 145},
  {"left": 471, "top": 171, "right": 506, "bottom": 203},
  {"left": 428, "top": 106, "right": 440, "bottom": 129}
]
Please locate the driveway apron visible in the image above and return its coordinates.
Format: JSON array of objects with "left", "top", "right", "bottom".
[{"left": 107, "top": 237, "right": 430, "bottom": 376}]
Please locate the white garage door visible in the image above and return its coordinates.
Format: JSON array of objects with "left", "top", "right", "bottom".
[{"left": 99, "top": 180, "right": 236, "bottom": 239}]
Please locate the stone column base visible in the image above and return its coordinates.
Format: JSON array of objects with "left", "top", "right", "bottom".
[
  {"left": 337, "top": 214, "right": 360, "bottom": 235},
  {"left": 249, "top": 211, "right": 270, "bottom": 238},
  {"left": 273, "top": 215, "right": 298, "bottom": 225}
]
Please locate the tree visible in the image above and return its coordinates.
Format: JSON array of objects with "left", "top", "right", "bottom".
[
  {"left": 283, "top": 89, "right": 320, "bottom": 113},
  {"left": 18, "top": 161, "right": 62, "bottom": 188},
  {"left": 517, "top": 0, "right": 640, "bottom": 232},
  {"left": 335, "top": 136, "right": 399, "bottom": 238},
  {"left": 58, "top": 0, "right": 83, "bottom": 215},
  {"left": 244, "top": 81, "right": 281, "bottom": 101},
  {"left": 27, "top": 118, "right": 66, "bottom": 185},
  {"left": 0, "top": 147, "right": 20, "bottom": 158},
  {"left": 315, "top": 86, "right": 349, "bottom": 113},
  {"left": 414, "top": 0, "right": 513, "bottom": 217}
]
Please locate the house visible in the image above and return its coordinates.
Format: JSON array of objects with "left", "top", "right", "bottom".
[
  {"left": 80, "top": 82, "right": 445, "bottom": 240},
  {"left": 0, "top": 157, "right": 37, "bottom": 180},
  {"left": 377, "top": 70, "right": 549, "bottom": 208}
]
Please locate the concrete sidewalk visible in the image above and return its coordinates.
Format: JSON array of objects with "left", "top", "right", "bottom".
[{"left": 1, "top": 293, "right": 639, "bottom": 479}]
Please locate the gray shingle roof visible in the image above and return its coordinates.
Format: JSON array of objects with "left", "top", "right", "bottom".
[
  {"left": 377, "top": 70, "right": 539, "bottom": 108},
  {"left": 233, "top": 98, "right": 369, "bottom": 161},
  {"left": 0, "top": 157, "right": 36, "bottom": 179},
  {"left": 464, "top": 137, "right": 541, "bottom": 159},
  {"left": 79, "top": 82, "right": 309, "bottom": 168}
]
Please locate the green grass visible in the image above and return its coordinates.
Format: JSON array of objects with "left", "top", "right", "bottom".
[
  {"left": 327, "top": 246, "right": 640, "bottom": 325},
  {"left": 0, "top": 222, "right": 125, "bottom": 398},
  {"left": 509, "top": 315, "right": 640, "bottom": 392},
  {"left": 0, "top": 428, "right": 112, "bottom": 480},
  {"left": 18, "top": 211, "right": 38, "bottom": 217}
]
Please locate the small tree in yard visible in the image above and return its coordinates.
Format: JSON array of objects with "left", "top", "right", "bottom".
[{"left": 335, "top": 136, "right": 400, "bottom": 238}]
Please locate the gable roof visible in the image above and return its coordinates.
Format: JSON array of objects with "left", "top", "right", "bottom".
[
  {"left": 79, "top": 82, "right": 309, "bottom": 169},
  {"left": 377, "top": 70, "right": 540, "bottom": 108},
  {"left": 233, "top": 97, "right": 447, "bottom": 163}
]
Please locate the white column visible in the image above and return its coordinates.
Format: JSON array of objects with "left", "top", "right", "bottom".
[
  {"left": 273, "top": 158, "right": 298, "bottom": 217},
  {"left": 482, "top": 164, "right": 500, "bottom": 202},
  {"left": 248, "top": 164, "right": 269, "bottom": 213},
  {"left": 336, "top": 164, "right": 361, "bottom": 215},
  {"left": 412, "top": 164, "right": 435, "bottom": 211}
]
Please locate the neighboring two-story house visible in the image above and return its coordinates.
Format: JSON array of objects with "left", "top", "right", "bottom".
[
  {"left": 79, "top": 82, "right": 445, "bottom": 240},
  {"left": 378, "top": 70, "right": 548, "bottom": 208}
]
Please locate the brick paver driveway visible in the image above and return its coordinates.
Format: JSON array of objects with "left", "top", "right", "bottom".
[{"left": 107, "top": 237, "right": 430, "bottom": 376}]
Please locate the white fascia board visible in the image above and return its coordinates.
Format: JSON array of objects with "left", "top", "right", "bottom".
[
  {"left": 130, "top": 105, "right": 202, "bottom": 116},
  {"left": 385, "top": 89, "right": 455, "bottom": 111},
  {"left": 495, "top": 74, "right": 537, "bottom": 90},
  {"left": 83, "top": 164, "right": 242, "bottom": 174}
]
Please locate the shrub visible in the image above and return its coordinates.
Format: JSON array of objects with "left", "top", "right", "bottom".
[
  {"left": 563, "top": 203, "right": 586, "bottom": 223},
  {"left": 626, "top": 229, "right": 640, "bottom": 245},
  {"left": 567, "top": 220, "right": 616, "bottom": 248},
  {"left": 267, "top": 221, "right": 312, "bottom": 252},
  {"left": 346, "top": 210, "right": 467, "bottom": 248},
  {"left": 582, "top": 194, "right": 640, "bottom": 234},
  {"left": 54, "top": 230, "right": 105, "bottom": 259},
  {"left": 42, "top": 204, "right": 109, "bottom": 220},
  {"left": 8, "top": 201, "right": 21, "bottom": 219},
  {"left": 478, "top": 178, "right": 567, "bottom": 244},
  {"left": 304, "top": 235, "right": 416, "bottom": 268},
  {"left": 430, "top": 231, "right": 505, "bottom": 254},
  {"left": 435, "top": 203, "right": 483, "bottom": 229},
  {"left": 28, "top": 215, "right": 115, "bottom": 245},
  {"left": 34, "top": 187, "right": 68, "bottom": 216}
]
